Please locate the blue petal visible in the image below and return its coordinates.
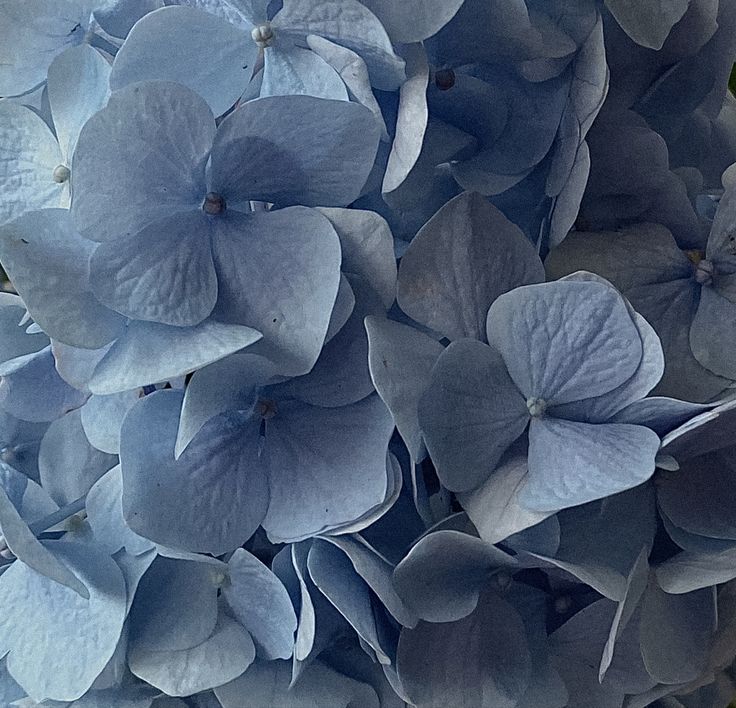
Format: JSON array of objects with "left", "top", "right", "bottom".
[
  {"left": 358, "top": 0, "right": 465, "bottom": 43},
  {"left": 71, "top": 80, "right": 214, "bottom": 242},
  {"left": 128, "top": 614, "right": 255, "bottom": 697},
  {"left": 399, "top": 191, "right": 544, "bottom": 341},
  {"left": 0, "top": 209, "right": 126, "bottom": 348},
  {"left": 210, "top": 208, "right": 341, "bottom": 377},
  {"left": 0, "top": 540, "right": 127, "bottom": 701},
  {"left": 605, "top": 0, "right": 689, "bottom": 50},
  {"left": 261, "top": 41, "right": 349, "bottom": 100},
  {"left": 210, "top": 95, "right": 380, "bottom": 207},
  {"left": 523, "top": 418, "right": 659, "bottom": 511},
  {"left": 0, "top": 294, "right": 48, "bottom": 364},
  {"left": 81, "top": 390, "right": 140, "bottom": 454},
  {"left": 262, "top": 394, "right": 394, "bottom": 542},
  {"left": 89, "top": 211, "right": 218, "bottom": 327},
  {"left": 111, "top": 6, "right": 257, "bottom": 116},
  {"left": 486, "top": 280, "right": 643, "bottom": 404},
  {"left": 418, "top": 339, "right": 529, "bottom": 492},
  {"left": 88, "top": 319, "right": 262, "bottom": 395},
  {"left": 224, "top": 548, "right": 297, "bottom": 660},
  {"left": 120, "top": 390, "right": 268, "bottom": 553}
]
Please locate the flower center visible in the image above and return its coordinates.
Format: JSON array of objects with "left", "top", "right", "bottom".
[
  {"left": 256, "top": 398, "right": 278, "bottom": 420},
  {"left": 434, "top": 68, "right": 456, "bottom": 90},
  {"left": 52, "top": 165, "right": 71, "bottom": 183},
  {"left": 251, "top": 23, "right": 275, "bottom": 48},
  {"left": 203, "top": 192, "right": 226, "bottom": 215},
  {"left": 693, "top": 257, "right": 715, "bottom": 286},
  {"left": 526, "top": 397, "right": 547, "bottom": 417}
]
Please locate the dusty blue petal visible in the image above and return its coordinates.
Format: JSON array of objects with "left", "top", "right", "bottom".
[
  {"left": 365, "top": 316, "right": 443, "bottom": 461},
  {"left": 610, "top": 397, "right": 711, "bottom": 435},
  {"left": 81, "top": 390, "right": 140, "bottom": 454},
  {"left": 129, "top": 614, "right": 255, "bottom": 697},
  {"left": 39, "top": 409, "right": 117, "bottom": 506},
  {"left": 661, "top": 397, "right": 736, "bottom": 462},
  {"left": 523, "top": 417, "right": 659, "bottom": 512},
  {"left": 210, "top": 208, "right": 341, "bottom": 377},
  {"left": 275, "top": 275, "right": 384, "bottom": 407},
  {"left": 639, "top": 581, "right": 716, "bottom": 684},
  {"left": 120, "top": 390, "right": 268, "bottom": 553},
  {"left": 0, "top": 540, "right": 127, "bottom": 702},
  {"left": 176, "top": 352, "right": 275, "bottom": 457},
  {"left": 86, "top": 466, "right": 155, "bottom": 556},
  {"left": 397, "top": 591, "right": 531, "bottom": 708},
  {"left": 93, "top": 0, "right": 164, "bottom": 37},
  {"left": 210, "top": 95, "right": 380, "bottom": 207},
  {"left": 418, "top": 339, "right": 529, "bottom": 492},
  {"left": 393, "top": 530, "right": 517, "bottom": 623},
  {"left": 88, "top": 319, "right": 262, "bottom": 395},
  {"left": 0, "top": 294, "right": 49, "bottom": 364},
  {"left": 0, "top": 347, "right": 87, "bottom": 423},
  {"left": 316, "top": 207, "right": 397, "bottom": 309},
  {"left": 111, "top": 6, "right": 257, "bottom": 116},
  {"left": 359, "top": 0, "right": 464, "bottom": 43},
  {"left": 224, "top": 548, "right": 297, "bottom": 660},
  {"left": 89, "top": 211, "right": 218, "bottom": 327},
  {"left": 458, "top": 446, "right": 554, "bottom": 545},
  {"left": 399, "top": 192, "right": 544, "bottom": 341},
  {"left": 487, "top": 280, "right": 643, "bottom": 404},
  {"left": 605, "top": 0, "right": 689, "bottom": 50},
  {"left": 657, "top": 547, "right": 736, "bottom": 594},
  {"left": 0, "top": 102, "right": 64, "bottom": 225},
  {"left": 71, "top": 80, "right": 213, "bottom": 242},
  {"left": 273, "top": 0, "right": 405, "bottom": 90},
  {"left": 261, "top": 42, "right": 348, "bottom": 100},
  {"left": 0, "top": 209, "right": 126, "bottom": 348},
  {"left": 262, "top": 394, "right": 394, "bottom": 542},
  {"left": 129, "top": 555, "right": 219, "bottom": 652},
  {"left": 47, "top": 44, "right": 111, "bottom": 162},
  {"left": 216, "top": 658, "right": 379, "bottom": 708},
  {"left": 0, "top": 0, "right": 88, "bottom": 97},
  {"left": 691, "top": 285, "right": 736, "bottom": 379}
]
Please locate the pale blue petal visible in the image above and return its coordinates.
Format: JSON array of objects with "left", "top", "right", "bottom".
[
  {"left": 51, "top": 341, "right": 111, "bottom": 393},
  {"left": 458, "top": 447, "right": 553, "bottom": 545},
  {"left": 89, "top": 211, "right": 218, "bottom": 327},
  {"left": 0, "top": 0, "right": 88, "bottom": 97},
  {"left": 393, "top": 530, "right": 517, "bottom": 623},
  {"left": 176, "top": 352, "right": 275, "bottom": 457},
  {"left": 47, "top": 44, "right": 111, "bottom": 162},
  {"left": 129, "top": 555, "right": 219, "bottom": 651},
  {"left": 210, "top": 95, "right": 380, "bottom": 207},
  {"left": 397, "top": 592, "right": 531, "bottom": 708},
  {"left": 324, "top": 274, "right": 355, "bottom": 343},
  {"left": 71, "top": 80, "right": 214, "bottom": 242},
  {"left": 610, "top": 397, "right": 711, "bottom": 436},
  {"left": 273, "top": 0, "right": 405, "bottom": 90},
  {"left": 261, "top": 42, "right": 348, "bottom": 100},
  {"left": 0, "top": 102, "right": 64, "bottom": 225},
  {"left": 111, "top": 6, "right": 257, "bottom": 116},
  {"left": 691, "top": 285, "right": 736, "bottom": 379},
  {"left": 129, "top": 614, "right": 255, "bottom": 697},
  {"left": 0, "top": 294, "right": 48, "bottom": 364},
  {"left": 316, "top": 207, "right": 397, "bottom": 309},
  {"left": 359, "top": 0, "right": 464, "bottom": 43},
  {"left": 86, "top": 466, "right": 155, "bottom": 555},
  {"left": 0, "top": 209, "right": 126, "bottom": 348},
  {"left": 224, "top": 548, "right": 297, "bottom": 660},
  {"left": 418, "top": 340, "right": 529, "bottom": 492},
  {"left": 88, "top": 320, "right": 262, "bottom": 395},
  {"left": 399, "top": 192, "right": 544, "bottom": 341},
  {"left": 210, "top": 208, "right": 340, "bottom": 377},
  {"left": 487, "top": 280, "right": 643, "bottom": 404},
  {"left": 523, "top": 418, "right": 659, "bottom": 512},
  {"left": 382, "top": 43, "right": 429, "bottom": 194},
  {"left": 120, "top": 390, "right": 268, "bottom": 553},
  {"left": 605, "top": 0, "right": 689, "bottom": 50},
  {"left": 262, "top": 394, "right": 394, "bottom": 542},
  {"left": 216, "top": 659, "right": 379, "bottom": 708},
  {"left": 93, "top": 0, "right": 165, "bottom": 38},
  {"left": 81, "top": 390, "right": 139, "bottom": 454},
  {"left": 0, "top": 540, "right": 127, "bottom": 702},
  {"left": 0, "top": 347, "right": 87, "bottom": 423}
]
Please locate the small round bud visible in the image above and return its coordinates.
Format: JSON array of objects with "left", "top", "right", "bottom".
[
  {"left": 526, "top": 397, "right": 547, "bottom": 418},
  {"left": 554, "top": 595, "right": 573, "bottom": 614},
  {"left": 211, "top": 569, "right": 230, "bottom": 588},
  {"left": 52, "top": 165, "right": 71, "bottom": 183},
  {"left": 0, "top": 446, "right": 16, "bottom": 464},
  {"left": 203, "top": 192, "right": 226, "bottom": 215},
  {"left": 694, "top": 258, "right": 715, "bottom": 286},
  {"left": 251, "top": 23, "right": 275, "bottom": 48},
  {"left": 434, "top": 68, "right": 456, "bottom": 91}
]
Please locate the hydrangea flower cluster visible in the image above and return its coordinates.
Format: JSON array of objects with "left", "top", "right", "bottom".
[{"left": 2, "top": 0, "right": 736, "bottom": 706}]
